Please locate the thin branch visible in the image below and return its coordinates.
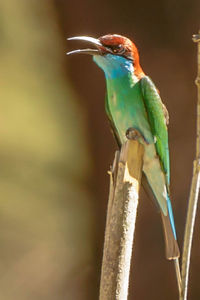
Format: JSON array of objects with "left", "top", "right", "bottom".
[
  {"left": 174, "top": 258, "right": 182, "bottom": 296},
  {"left": 99, "top": 139, "right": 144, "bottom": 300},
  {"left": 180, "top": 30, "right": 200, "bottom": 300}
]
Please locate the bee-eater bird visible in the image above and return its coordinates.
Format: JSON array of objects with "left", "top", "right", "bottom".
[{"left": 67, "top": 34, "right": 180, "bottom": 284}]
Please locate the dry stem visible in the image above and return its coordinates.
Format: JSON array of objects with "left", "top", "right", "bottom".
[
  {"left": 180, "top": 30, "right": 200, "bottom": 300},
  {"left": 99, "top": 140, "right": 144, "bottom": 300}
]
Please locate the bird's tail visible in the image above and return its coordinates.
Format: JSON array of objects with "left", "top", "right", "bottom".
[
  {"left": 161, "top": 195, "right": 182, "bottom": 294},
  {"left": 161, "top": 211, "right": 180, "bottom": 259},
  {"left": 161, "top": 211, "right": 182, "bottom": 294}
]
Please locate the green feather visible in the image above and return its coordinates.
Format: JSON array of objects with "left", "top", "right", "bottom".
[{"left": 140, "top": 76, "right": 170, "bottom": 187}]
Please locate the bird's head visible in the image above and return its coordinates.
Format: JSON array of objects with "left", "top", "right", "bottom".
[{"left": 67, "top": 34, "right": 144, "bottom": 79}]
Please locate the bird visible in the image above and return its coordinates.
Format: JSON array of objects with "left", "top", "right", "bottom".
[{"left": 67, "top": 34, "right": 181, "bottom": 290}]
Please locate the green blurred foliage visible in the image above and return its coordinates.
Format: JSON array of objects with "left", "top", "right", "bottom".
[{"left": 0, "top": 1, "right": 94, "bottom": 299}]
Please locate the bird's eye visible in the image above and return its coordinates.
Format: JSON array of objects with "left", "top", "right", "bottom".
[{"left": 111, "top": 44, "right": 125, "bottom": 55}]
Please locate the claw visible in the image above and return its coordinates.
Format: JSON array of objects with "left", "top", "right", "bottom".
[{"left": 126, "top": 127, "right": 149, "bottom": 144}]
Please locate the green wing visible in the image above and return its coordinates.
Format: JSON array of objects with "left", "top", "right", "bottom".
[{"left": 140, "top": 76, "right": 170, "bottom": 187}]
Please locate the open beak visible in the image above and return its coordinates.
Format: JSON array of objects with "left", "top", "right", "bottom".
[{"left": 67, "top": 36, "right": 104, "bottom": 56}]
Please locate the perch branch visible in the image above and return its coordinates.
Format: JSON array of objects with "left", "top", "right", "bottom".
[
  {"left": 99, "top": 137, "right": 144, "bottom": 300},
  {"left": 180, "top": 30, "right": 200, "bottom": 300}
]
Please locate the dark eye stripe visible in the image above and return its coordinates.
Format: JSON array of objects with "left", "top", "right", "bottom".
[
  {"left": 103, "top": 44, "right": 133, "bottom": 61},
  {"left": 108, "top": 44, "right": 125, "bottom": 54}
]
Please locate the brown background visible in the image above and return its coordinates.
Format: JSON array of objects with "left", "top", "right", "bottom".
[{"left": 1, "top": 0, "right": 200, "bottom": 299}]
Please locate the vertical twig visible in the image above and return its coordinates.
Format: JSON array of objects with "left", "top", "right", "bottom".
[
  {"left": 174, "top": 258, "right": 182, "bottom": 296},
  {"left": 180, "top": 30, "right": 200, "bottom": 300},
  {"left": 99, "top": 139, "right": 144, "bottom": 300}
]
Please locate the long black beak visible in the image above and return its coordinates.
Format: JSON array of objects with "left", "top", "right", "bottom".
[{"left": 67, "top": 36, "right": 103, "bottom": 56}]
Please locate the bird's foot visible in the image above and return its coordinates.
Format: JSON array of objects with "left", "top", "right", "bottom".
[{"left": 125, "top": 127, "right": 149, "bottom": 144}]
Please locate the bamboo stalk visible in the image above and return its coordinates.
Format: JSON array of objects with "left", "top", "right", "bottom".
[
  {"left": 180, "top": 30, "right": 200, "bottom": 300},
  {"left": 99, "top": 139, "right": 144, "bottom": 300}
]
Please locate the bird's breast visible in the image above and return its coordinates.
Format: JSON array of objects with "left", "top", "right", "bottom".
[{"left": 106, "top": 77, "right": 154, "bottom": 145}]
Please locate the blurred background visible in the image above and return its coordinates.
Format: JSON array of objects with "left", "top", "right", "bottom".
[{"left": 0, "top": 0, "right": 200, "bottom": 299}]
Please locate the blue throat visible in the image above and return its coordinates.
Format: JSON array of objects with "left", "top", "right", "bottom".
[{"left": 93, "top": 54, "right": 134, "bottom": 79}]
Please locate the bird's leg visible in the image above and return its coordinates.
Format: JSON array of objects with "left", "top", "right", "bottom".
[{"left": 126, "top": 127, "right": 149, "bottom": 144}]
